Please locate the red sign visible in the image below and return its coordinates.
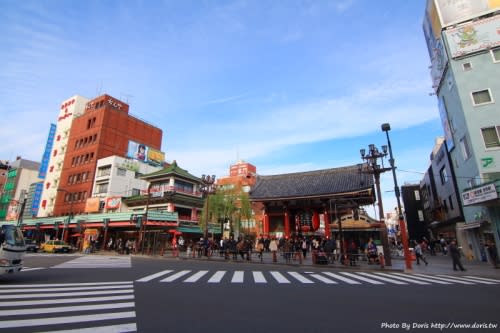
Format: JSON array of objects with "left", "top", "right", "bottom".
[{"left": 105, "top": 196, "right": 121, "bottom": 210}]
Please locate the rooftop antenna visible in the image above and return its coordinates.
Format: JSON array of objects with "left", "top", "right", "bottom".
[{"left": 121, "top": 93, "right": 133, "bottom": 104}]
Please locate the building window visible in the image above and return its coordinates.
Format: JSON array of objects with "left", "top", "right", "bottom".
[
  {"left": 491, "top": 47, "right": 500, "bottom": 63},
  {"left": 459, "top": 136, "right": 471, "bottom": 161},
  {"left": 98, "top": 165, "right": 112, "bottom": 177},
  {"left": 96, "top": 183, "right": 109, "bottom": 194},
  {"left": 175, "top": 180, "right": 194, "bottom": 193},
  {"left": 439, "top": 167, "right": 448, "bottom": 184},
  {"left": 414, "top": 190, "right": 420, "bottom": 201},
  {"left": 132, "top": 188, "right": 141, "bottom": 196},
  {"left": 117, "top": 168, "right": 127, "bottom": 176},
  {"left": 481, "top": 126, "right": 500, "bottom": 149},
  {"left": 443, "top": 199, "right": 448, "bottom": 213},
  {"left": 53, "top": 149, "right": 57, "bottom": 157},
  {"left": 462, "top": 62, "right": 472, "bottom": 71},
  {"left": 449, "top": 195, "right": 454, "bottom": 210},
  {"left": 471, "top": 89, "right": 493, "bottom": 106},
  {"left": 417, "top": 210, "right": 424, "bottom": 222}
]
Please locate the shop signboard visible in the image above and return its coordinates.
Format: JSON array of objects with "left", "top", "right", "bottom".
[{"left": 462, "top": 183, "right": 498, "bottom": 206}]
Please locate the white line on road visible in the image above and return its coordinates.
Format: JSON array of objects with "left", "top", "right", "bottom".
[
  {"left": 321, "top": 272, "right": 361, "bottom": 285},
  {"left": 0, "top": 295, "right": 135, "bottom": 307},
  {"left": 0, "top": 285, "right": 133, "bottom": 294},
  {"left": 160, "top": 270, "right": 191, "bottom": 282},
  {"left": 390, "top": 273, "right": 451, "bottom": 284},
  {"left": 208, "top": 271, "right": 226, "bottom": 283},
  {"left": 136, "top": 270, "right": 173, "bottom": 282},
  {"left": 0, "top": 311, "right": 136, "bottom": 329},
  {"left": 37, "top": 322, "right": 137, "bottom": 333},
  {"left": 339, "top": 272, "right": 384, "bottom": 285},
  {"left": 0, "top": 281, "right": 133, "bottom": 288},
  {"left": 184, "top": 270, "right": 209, "bottom": 283},
  {"left": 0, "top": 302, "right": 135, "bottom": 317},
  {"left": 252, "top": 271, "right": 267, "bottom": 283},
  {"left": 357, "top": 272, "right": 407, "bottom": 285},
  {"left": 231, "top": 271, "right": 244, "bottom": 283},
  {"left": 309, "top": 274, "right": 337, "bottom": 284},
  {"left": 288, "top": 272, "right": 314, "bottom": 284},
  {"left": 412, "top": 274, "right": 474, "bottom": 285},
  {"left": 463, "top": 276, "right": 500, "bottom": 283},
  {"left": 0, "top": 289, "right": 133, "bottom": 300},
  {"left": 373, "top": 273, "right": 430, "bottom": 285},
  {"left": 436, "top": 275, "right": 497, "bottom": 285},
  {"left": 269, "top": 271, "right": 290, "bottom": 284}
]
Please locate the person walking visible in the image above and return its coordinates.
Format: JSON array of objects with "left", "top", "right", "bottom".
[
  {"left": 414, "top": 241, "right": 428, "bottom": 266},
  {"left": 449, "top": 239, "right": 466, "bottom": 271},
  {"left": 486, "top": 240, "right": 499, "bottom": 269},
  {"left": 269, "top": 237, "right": 278, "bottom": 263}
]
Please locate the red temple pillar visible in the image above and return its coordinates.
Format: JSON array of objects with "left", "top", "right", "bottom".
[
  {"left": 323, "top": 207, "right": 331, "bottom": 238},
  {"left": 284, "top": 209, "right": 290, "bottom": 238},
  {"left": 263, "top": 212, "right": 269, "bottom": 235}
]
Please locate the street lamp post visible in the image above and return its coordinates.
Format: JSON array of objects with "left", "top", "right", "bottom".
[
  {"left": 199, "top": 174, "right": 216, "bottom": 239},
  {"left": 382, "top": 123, "right": 412, "bottom": 270},
  {"left": 360, "top": 143, "right": 392, "bottom": 266}
]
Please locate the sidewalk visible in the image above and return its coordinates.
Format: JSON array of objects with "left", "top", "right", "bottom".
[{"left": 104, "top": 249, "right": 500, "bottom": 278}]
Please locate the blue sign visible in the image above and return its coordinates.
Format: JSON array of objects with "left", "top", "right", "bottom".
[{"left": 38, "top": 123, "right": 56, "bottom": 179}]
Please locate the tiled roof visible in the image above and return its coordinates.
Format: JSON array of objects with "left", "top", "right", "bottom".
[
  {"left": 141, "top": 160, "right": 200, "bottom": 182},
  {"left": 249, "top": 165, "right": 374, "bottom": 200}
]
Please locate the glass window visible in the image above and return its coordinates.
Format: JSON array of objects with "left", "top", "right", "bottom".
[
  {"left": 471, "top": 89, "right": 493, "bottom": 105},
  {"left": 460, "top": 136, "right": 471, "bottom": 161},
  {"left": 96, "top": 183, "right": 108, "bottom": 194},
  {"left": 98, "top": 165, "right": 112, "bottom": 177},
  {"left": 417, "top": 210, "right": 424, "bottom": 222},
  {"left": 481, "top": 126, "right": 500, "bottom": 149},
  {"left": 414, "top": 190, "right": 420, "bottom": 200},
  {"left": 117, "top": 168, "right": 127, "bottom": 176},
  {"left": 440, "top": 167, "right": 448, "bottom": 184},
  {"left": 462, "top": 62, "right": 472, "bottom": 71}
]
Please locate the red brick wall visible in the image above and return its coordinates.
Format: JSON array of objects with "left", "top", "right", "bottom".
[{"left": 53, "top": 94, "right": 162, "bottom": 216}]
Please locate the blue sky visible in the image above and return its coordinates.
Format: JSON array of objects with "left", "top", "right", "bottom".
[{"left": 0, "top": 0, "right": 443, "bottom": 218}]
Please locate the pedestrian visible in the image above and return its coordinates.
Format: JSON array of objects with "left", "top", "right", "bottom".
[
  {"left": 449, "top": 239, "right": 466, "bottom": 271},
  {"left": 414, "top": 241, "right": 428, "bottom": 265},
  {"left": 269, "top": 237, "right": 278, "bottom": 263},
  {"left": 486, "top": 240, "right": 499, "bottom": 269}
]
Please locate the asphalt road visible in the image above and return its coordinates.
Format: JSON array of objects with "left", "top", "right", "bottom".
[{"left": 1, "top": 254, "right": 499, "bottom": 333}]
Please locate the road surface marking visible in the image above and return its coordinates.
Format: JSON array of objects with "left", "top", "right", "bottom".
[
  {"left": 0, "top": 295, "right": 135, "bottom": 307},
  {"left": 231, "top": 271, "right": 244, "bottom": 283},
  {"left": 309, "top": 274, "right": 337, "bottom": 284},
  {"left": 436, "top": 275, "right": 497, "bottom": 285},
  {"left": 463, "top": 276, "right": 500, "bottom": 283},
  {"left": 136, "top": 270, "right": 173, "bottom": 282},
  {"left": 339, "top": 272, "right": 384, "bottom": 284},
  {"left": 373, "top": 273, "right": 430, "bottom": 285},
  {"left": 357, "top": 272, "right": 407, "bottom": 285},
  {"left": 252, "top": 271, "right": 267, "bottom": 283},
  {"left": 391, "top": 273, "right": 451, "bottom": 285},
  {"left": 0, "top": 285, "right": 133, "bottom": 294},
  {"left": 412, "top": 273, "right": 474, "bottom": 285},
  {"left": 184, "top": 270, "right": 209, "bottom": 283},
  {"left": 0, "top": 302, "right": 135, "bottom": 316},
  {"left": 269, "top": 271, "right": 290, "bottom": 283},
  {"left": 37, "top": 323, "right": 137, "bottom": 333},
  {"left": 208, "top": 271, "right": 226, "bottom": 283},
  {"left": 0, "top": 289, "right": 133, "bottom": 299},
  {"left": 321, "top": 272, "right": 361, "bottom": 284},
  {"left": 0, "top": 281, "right": 132, "bottom": 288},
  {"left": 288, "top": 272, "right": 314, "bottom": 284},
  {"left": 160, "top": 270, "right": 192, "bottom": 282},
  {"left": 0, "top": 311, "right": 136, "bottom": 329}
]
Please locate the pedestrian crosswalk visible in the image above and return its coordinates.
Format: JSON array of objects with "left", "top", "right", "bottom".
[
  {"left": 52, "top": 255, "right": 132, "bottom": 269},
  {"left": 0, "top": 281, "right": 137, "bottom": 332},
  {"left": 135, "top": 269, "right": 500, "bottom": 286}
]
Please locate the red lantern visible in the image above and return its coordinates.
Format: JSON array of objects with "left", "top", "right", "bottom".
[{"left": 312, "top": 211, "right": 320, "bottom": 231}]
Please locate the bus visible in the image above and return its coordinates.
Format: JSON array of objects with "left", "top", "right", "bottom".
[{"left": 0, "top": 223, "right": 26, "bottom": 275}]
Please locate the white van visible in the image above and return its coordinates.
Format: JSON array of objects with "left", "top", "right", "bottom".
[{"left": 0, "top": 223, "right": 26, "bottom": 275}]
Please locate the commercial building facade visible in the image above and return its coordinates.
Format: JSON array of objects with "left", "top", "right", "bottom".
[{"left": 423, "top": 0, "right": 500, "bottom": 259}]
